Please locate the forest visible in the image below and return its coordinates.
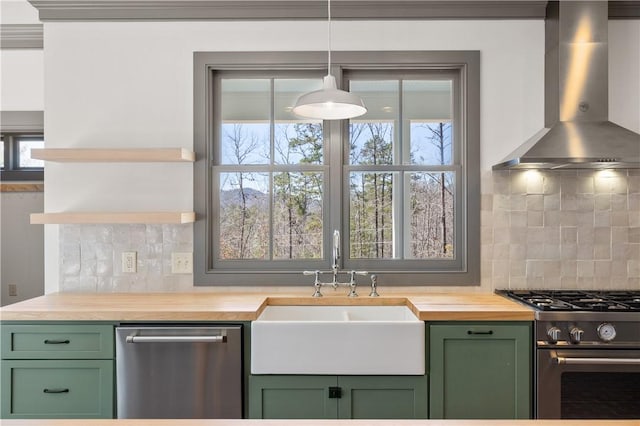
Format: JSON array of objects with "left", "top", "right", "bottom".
[{"left": 218, "top": 121, "right": 454, "bottom": 262}]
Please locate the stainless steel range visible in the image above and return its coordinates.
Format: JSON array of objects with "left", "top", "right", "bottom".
[{"left": 497, "top": 290, "right": 640, "bottom": 420}]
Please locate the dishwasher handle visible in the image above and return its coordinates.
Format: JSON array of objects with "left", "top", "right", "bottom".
[{"left": 125, "top": 335, "right": 226, "bottom": 344}]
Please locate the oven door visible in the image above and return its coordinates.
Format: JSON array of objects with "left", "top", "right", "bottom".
[{"left": 537, "top": 348, "right": 640, "bottom": 419}]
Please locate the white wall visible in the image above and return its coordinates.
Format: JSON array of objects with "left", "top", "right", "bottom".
[
  {"left": 609, "top": 20, "right": 640, "bottom": 133},
  {"left": 0, "top": 192, "right": 44, "bottom": 305},
  {"left": 41, "top": 18, "right": 639, "bottom": 293}
]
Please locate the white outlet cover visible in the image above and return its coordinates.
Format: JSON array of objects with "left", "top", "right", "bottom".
[
  {"left": 122, "top": 251, "right": 137, "bottom": 273},
  {"left": 171, "top": 252, "right": 193, "bottom": 274}
]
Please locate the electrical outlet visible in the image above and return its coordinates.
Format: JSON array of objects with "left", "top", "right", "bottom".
[
  {"left": 8, "top": 284, "right": 17, "bottom": 297},
  {"left": 171, "top": 252, "right": 193, "bottom": 274},
  {"left": 122, "top": 251, "right": 137, "bottom": 273}
]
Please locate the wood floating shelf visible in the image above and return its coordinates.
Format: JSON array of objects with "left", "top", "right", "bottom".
[
  {"left": 30, "top": 148, "right": 195, "bottom": 162},
  {"left": 30, "top": 211, "right": 196, "bottom": 225}
]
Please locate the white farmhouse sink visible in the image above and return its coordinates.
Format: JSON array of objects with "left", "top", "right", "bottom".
[{"left": 251, "top": 305, "right": 425, "bottom": 375}]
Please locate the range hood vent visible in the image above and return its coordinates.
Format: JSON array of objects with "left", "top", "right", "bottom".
[{"left": 493, "top": 1, "right": 640, "bottom": 170}]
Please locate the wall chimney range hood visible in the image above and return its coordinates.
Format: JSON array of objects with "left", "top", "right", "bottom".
[{"left": 493, "top": 1, "right": 640, "bottom": 170}]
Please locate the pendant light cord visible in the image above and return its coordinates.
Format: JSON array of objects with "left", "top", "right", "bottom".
[{"left": 327, "top": 0, "right": 331, "bottom": 76}]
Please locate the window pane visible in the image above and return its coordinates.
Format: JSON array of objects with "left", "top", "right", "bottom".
[
  {"left": 0, "top": 140, "right": 4, "bottom": 169},
  {"left": 19, "top": 139, "right": 45, "bottom": 168},
  {"left": 273, "top": 172, "right": 323, "bottom": 260},
  {"left": 221, "top": 79, "right": 270, "bottom": 164},
  {"left": 349, "top": 122, "right": 394, "bottom": 165},
  {"left": 219, "top": 172, "right": 270, "bottom": 260},
  {"left": 349, "top": 172, "right": 395, "bottom": 259},
  {"left": 349, "top": 80, "right": 397, "bottom": 166},
  {"left": 404, "top": 80, "right": 453, "bottom": 165},
  {"left": 409, "top": 171, "right": 455, "bottom": 259},
  {"left": 274, "top": 123, "right": 323, "bottom": 165},
  {"left": 274, "top": 78, "right": 323, "bottom": 165}
]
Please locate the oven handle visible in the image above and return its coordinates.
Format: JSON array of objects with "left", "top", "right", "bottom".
[{"left": 552, "top": 354, "right": 640, "bottom": 366}]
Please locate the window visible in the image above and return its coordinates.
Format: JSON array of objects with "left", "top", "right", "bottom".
[
  {"left": 194, "top": 52, "right": 479, "bottom": 286},
  {"left": 0, "top": 134, "right": 45, "bottom": 181}
]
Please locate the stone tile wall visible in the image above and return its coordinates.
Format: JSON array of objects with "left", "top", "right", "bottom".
[
  {"left": 483, "top": 169, "right": 640, "bottom": 290},
  {"left": 59, "top": 224, "right": 193, "bottom": 292},
  {"left": 58, "top": 170, "right": 640, "bottom": 292}
]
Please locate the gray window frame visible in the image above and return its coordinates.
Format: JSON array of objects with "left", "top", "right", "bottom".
[
  {"left": 194, "top": 51, "right": 480, "bottom": 286},
  {"left": 0, "top": 133, "right": 45, "bottom": 181}
]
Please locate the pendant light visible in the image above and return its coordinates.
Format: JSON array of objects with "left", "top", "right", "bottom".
[{"left": 292, "top": 0, "right": 367, "bottom": 120}]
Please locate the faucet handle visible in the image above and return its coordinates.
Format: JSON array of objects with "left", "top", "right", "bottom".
[
  {"left": 369, "top": 274, "right": 379, "bottom": 297},
  {"left": 304, "top": 270, "right": 323, "bottom": 297}
]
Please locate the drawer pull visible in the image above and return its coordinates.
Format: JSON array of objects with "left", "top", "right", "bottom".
[
  {"left": 467, "top": 330, "right": 493, "bottom": 335},
  {"left": 43, "top": 388, "right": 70, "bottom": 394},
  {"left": 44, "top": 339, "right": 70, "bottom": 345}
]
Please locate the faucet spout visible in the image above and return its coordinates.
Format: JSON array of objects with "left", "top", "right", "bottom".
[{"left": 332, "top": 230, "right": 340, "bottom": 283}]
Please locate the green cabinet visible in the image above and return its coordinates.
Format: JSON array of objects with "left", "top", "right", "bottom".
[
  {"left": 249, "top": 375, "right": 428, "bottom": 419},
  {"left": 429, "top": 322, "right": 531, "bottom": 419},
  {"left": 1, "top": 323, "right": 114, "bottom": 419}
]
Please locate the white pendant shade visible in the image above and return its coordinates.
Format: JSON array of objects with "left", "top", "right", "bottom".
[{"left": 292, "top": 75, "right": 367, "bottom": 120}]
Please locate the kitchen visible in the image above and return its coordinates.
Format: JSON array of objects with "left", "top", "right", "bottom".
[{"left": 1, "top": 0, "right": 639, "bottom": 424}]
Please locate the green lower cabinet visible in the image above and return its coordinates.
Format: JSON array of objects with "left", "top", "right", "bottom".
[
  {"left": 339, "top": 376, "right": 428, "bottom": 419},
  {"left": 249, "top": 375, "right": 428, "bottom": 419},
  {"left": 429, "top": 322, "right": 531, "bottom": 419},
  {"left": 1, "top": 359, "right": 114, "bottom": 418},
  {"left": 249, "top": 376, "right": 337, "bottom": 419}
]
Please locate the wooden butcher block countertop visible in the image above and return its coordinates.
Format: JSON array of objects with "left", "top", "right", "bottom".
[
  {"left": 2, "top": 419, "right": 637, "bottom": 426},
  {"left": 0, "top": 288, "right": 534, "bottom": 322}
]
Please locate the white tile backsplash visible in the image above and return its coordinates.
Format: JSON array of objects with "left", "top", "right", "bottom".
[
  {"left": 58, "top": 169, "right": 640, "bottom": 292},
  {"left": 59, "top": 224, "right": 193, "bottom": 292},
  {"left": 486, "top": 170, "right": 640, "bottom": 290}
]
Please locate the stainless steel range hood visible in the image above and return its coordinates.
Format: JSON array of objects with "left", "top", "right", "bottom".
[{"left": 493, "top": 1, "right": 640, "bottom": 170}]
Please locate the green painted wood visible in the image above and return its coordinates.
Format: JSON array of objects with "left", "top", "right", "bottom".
[
  {"left": 1, "top": 359, "right": 114, "bottom": 418},
  {"left": 429, "top": 322, "right": 531, "bottom": 419},
  {"left": 339, "top": 375, "right": 428, "bottom": 419},
  {"left": 1, "top": 324, "right": 114, "bottom": 359},
  {"left": 249, "top": 375, "right": 338, "bottom": 419}
]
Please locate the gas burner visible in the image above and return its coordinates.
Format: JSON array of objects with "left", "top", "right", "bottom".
[{"left": 496, "top": 290, "right": 640, "bottom": 313}]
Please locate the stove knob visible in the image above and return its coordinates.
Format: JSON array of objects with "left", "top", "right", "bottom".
[
  {"left": 547, "top": 326, "right": 562, "bottom": 343},
  {"left": 597, "top": 323, "right": 617, "bottom": 342},
  {"left": 569, "top": 327, "right": 584, "bottom": 344}
]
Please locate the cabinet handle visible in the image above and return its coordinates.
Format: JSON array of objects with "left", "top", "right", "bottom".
[
  {"left": 43, "top": 388, "right": 69, "bottom": 394},
  {"left": 467, "top": 330, "right": 493, "bottom": 335},
  {"left": 44, "top": 339, "right": 70, "bottom": 344}
]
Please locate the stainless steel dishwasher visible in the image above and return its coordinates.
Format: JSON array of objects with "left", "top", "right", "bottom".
[{"left": 115, "top": 325, "right": 242, "bottom": 419}]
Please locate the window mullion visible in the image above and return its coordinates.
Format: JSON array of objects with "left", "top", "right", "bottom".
[
  {"left": 269, "top": 78, "right": 276, "bottom": 261},
  {"left": 396, "top": 79, "right": 405, "bottom": 259}
]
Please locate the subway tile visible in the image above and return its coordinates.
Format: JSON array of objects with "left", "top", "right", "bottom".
[
  {"left": 560, "top": 194, "right": 577, "bottom": 211},
  {"left": 594, "top": 211, "right": 611, "bottom": 227},
  {"left": 577, "top": 243, "right": 594, "bottom": 260},
  {"left": 561, "top": 227, "right": 577, "bottom": 244},
  {"left": 526, "top": 194, "right": 544, "bottom": 211},
  {"left": 544, "top": 194, "right": 560, "bottom": 210},
  {"left": 593, "top": 244, "right": 611, "bottom": 260},
  {"left": 561, "top": 243, "right": 578, "bottom": 260},
  {"left": 628, "top": 260, "right": 640, "bottom": 278},
  {"left": 544, "top": 211, "right": 562, "bottom": 226},
  {"left": 527, "top": 211, "right": 543, "bottom": 226},
  {"left": 594, "top": 194, "right": 611, "bottom": 211},
  {"left": 510, "top": 211, "right": 527, "bottom": 227},
  {"left": 543, "top": 175, "right": 560, "bottom": 195}
]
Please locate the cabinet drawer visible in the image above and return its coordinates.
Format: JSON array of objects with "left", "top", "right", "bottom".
[
  {"left": 1, "top": 325, "right": 114, "bottom": 359},
  {"left": 1, "top": 359, "right": 114, "bottom": 418}
]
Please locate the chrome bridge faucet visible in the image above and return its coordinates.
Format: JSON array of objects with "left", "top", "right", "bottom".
[{"left": 303, "top": 230, "right": 378, "bottom": 298}]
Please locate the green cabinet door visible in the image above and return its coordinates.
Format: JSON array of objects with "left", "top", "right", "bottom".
[
  {"left": 339, "top": 376, "right": 428, "bottom": 419},
  {"left": 429, "top": 322, "right": 531, "bottom": 419},
  {"left": 249, "top": 375, "right": 428, "bottom": 419},
  {"left": 1, "top": 359, "right": 114, "bottom": 419},
  {"left": 249, "top": 375, "right": 338, "bottom": 419}
]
